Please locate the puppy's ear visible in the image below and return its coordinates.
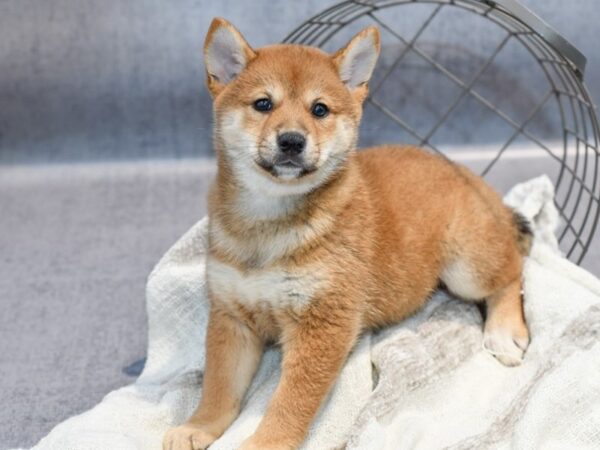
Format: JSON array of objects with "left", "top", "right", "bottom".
[
  {"left": 203, "top": 18, "right": 256, "bottom": 97},
  {"left": 332, "top": 26, "right": 380, "bottom": 103}
]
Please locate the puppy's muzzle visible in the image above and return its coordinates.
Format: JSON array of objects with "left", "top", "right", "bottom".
[
  {"left": 256, "top": 132, "right": 317, "bottom": 178},
  {"left": 277, "top": 132, "right": 306, "bottom": 156},
  {"left": 275, "top": 132, "right": 306, "bottom": 168}
]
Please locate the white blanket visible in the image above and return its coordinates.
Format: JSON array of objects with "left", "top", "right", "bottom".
[{"left": 26, "top": 176, "right": 600, "bottom": 450}]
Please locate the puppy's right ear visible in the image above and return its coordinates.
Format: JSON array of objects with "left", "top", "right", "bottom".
[{"left": 203, "top": 18, "right": 256, "bottom": 97}]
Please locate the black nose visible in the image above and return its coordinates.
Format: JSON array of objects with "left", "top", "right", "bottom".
[{"left": 277, "top": 132, "right": 306, "bottom": 155}]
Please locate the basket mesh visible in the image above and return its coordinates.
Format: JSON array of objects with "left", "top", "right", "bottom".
[{"left": 285, "top": 0, "right": 600, "bottom": 264}]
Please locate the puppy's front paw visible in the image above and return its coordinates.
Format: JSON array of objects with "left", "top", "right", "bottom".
[
  {"left": 163, "top": 424, "right": 217, "bottom": 450},
  {"left": 483, "top": 328, "right": 529, "bottom": 367},
  {"left": 239, "top": 436, "right": 295, "bottom": 450}
]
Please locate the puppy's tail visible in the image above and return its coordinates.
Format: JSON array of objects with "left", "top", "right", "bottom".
[{"left": 512, "top": 210, "right": 534, "bottom": 256}]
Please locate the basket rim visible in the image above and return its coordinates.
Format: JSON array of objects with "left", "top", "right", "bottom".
[
  {"left": 283, "top": 0, "right": 587, "bottom": 78},
  {"left": 492, "top": 0, "right": 586, "bottom": 77}
]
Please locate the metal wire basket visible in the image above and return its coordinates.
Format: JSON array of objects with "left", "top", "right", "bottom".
[{"left": 284, "top": 0, "right": 600, "bottom": 264}]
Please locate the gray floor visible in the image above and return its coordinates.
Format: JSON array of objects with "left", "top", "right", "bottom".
[
  {"left": 0, "top": 157, "right": 598, "bottom": 449},
  {"left": 0, "top": 160, "right": 213, "bottom": 449}
]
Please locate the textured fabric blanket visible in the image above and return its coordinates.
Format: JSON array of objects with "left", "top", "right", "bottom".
[{"left": 25, "top": 176, "right": 600, "bottom": 450}]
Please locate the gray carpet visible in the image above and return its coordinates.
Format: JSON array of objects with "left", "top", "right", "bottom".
[{"left": 0, "top": 160, "right": 214, "bottom": 449}]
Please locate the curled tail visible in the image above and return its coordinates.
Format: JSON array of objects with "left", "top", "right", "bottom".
[{"left": 512, "top": 210, "right": 534, "bottom": 256}]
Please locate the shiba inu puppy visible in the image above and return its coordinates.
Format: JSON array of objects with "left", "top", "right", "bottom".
[{"left": 163, "top": 17, "right": 532, "bottom": 450}]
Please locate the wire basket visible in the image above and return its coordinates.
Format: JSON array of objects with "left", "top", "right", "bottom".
[{"left": 284, "top": 0, "right": 600, "bottom": 264}]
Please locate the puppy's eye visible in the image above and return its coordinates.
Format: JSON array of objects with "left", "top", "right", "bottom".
[
  {"left": 253, "top": 98, "right": 272, "bottom": 112},
  {"left": 311, "top": 103, "right": 329, "bottom": 118}
]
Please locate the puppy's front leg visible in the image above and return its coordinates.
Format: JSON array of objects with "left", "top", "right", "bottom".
[
  {"left": 240, "top": 306, "right": 360, "bottom": 450},
  {"left": 163, "top": 306, "right": 262, "bottom": 450}
]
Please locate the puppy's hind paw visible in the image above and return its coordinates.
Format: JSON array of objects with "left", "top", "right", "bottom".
[{"left": 483, "top": 330, "right": 529, "bottom": 367}]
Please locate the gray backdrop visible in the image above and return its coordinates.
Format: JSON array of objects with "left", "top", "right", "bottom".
[{"left": 1, "top": 0, "right": 599, "bottom": 164}]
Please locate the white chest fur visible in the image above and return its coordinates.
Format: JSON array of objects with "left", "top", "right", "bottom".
[{"left": 206, "top": 257, "right": 325, "bottom": 311}]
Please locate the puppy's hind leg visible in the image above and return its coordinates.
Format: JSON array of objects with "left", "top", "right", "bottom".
[
  {"left": 483, "top": 277, "right": 530, "bottom": 367},
  {"left": 441, "top": 258, "right": 529, "bottom": 366}
]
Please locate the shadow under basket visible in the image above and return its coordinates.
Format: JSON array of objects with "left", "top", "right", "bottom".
[{"left": 284, "top": 0, "right": 600, "bottom": 265}]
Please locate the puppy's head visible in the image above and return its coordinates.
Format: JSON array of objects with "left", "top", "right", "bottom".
[{"left": 204, "top": 18, "right": 380, "bottom": 195}]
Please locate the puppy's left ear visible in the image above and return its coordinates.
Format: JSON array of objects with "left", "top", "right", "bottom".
[
  {"left": 332, "top": 26, "right": 381, "bottom": 103},
  {"left": 203, "top": 18, "right": 257, "bottom": 97}
]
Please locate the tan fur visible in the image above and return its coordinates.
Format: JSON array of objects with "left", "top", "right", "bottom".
[{"left": 163, "top": 18, "right": 530, "bottom": 450}]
